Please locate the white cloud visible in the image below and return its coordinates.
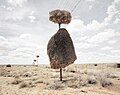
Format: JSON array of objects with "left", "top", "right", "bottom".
[
  {"left": 114, "top": 0, "right": 120, "bottom": 3},
  {"left": 88, "top": 29, "right": 115, "bottom": 43},
  {"left": 28, "top": 15, "right": 36, "bottom": 22},
  {"left": 114, "top": 18, "right": 120, "bottom": 24},
  {"left": 8, "top": 47, "right": 34, "bottom": 57},
  {"left": 67, "top": 19, "right": 85, "bottom": 32},
  {"left": 86, "top": 20, "right": 104, "bottom": 31},
  {"left": 89, "top": 5, "right": 93, "bottom": 10},
  {"left": 101, "top": 46, "right": 113, "bottom": 51},
  {"left": 0, "top": 34, "right": 41, "bottom": 63},
  {"left": 6, "top": 7, "right": 14, "bottom": 11},
  {"left": 75, "top": 36, "right": 88, "bottom": 42},
  {"left": 110, "top": 49, "right": 120, "bottom": 57},
  {"left": 75, "top": 42, "right": 98, "bottom": 49},
  {"left": 0, "top": 36, "right": 7, "bottom": 42},
  {"left": 111, "top": 49, "right": 120, "bottom": 54},
  {"left": 67, "top": 10, "right": 120, "bottom": 64},
  {"left": 5, "top": 8, "right": 32, "bottom": 21},
  {"left": 116, "top": 32, "right": 120, "bottom": 36},
  {"left": 0, "top": 2, "right": 34, "bottom": 22},
  {"left": 86, "top": 0, "right": 96, "bottom": 2},
  {"left": 19, "top": 33, "right": 31, "bottom": 40},
  {"left": 107, "top": 3, "right": 117, "bottom": 15},
  {"left": 0, "top": 5, "right": 6, "bottom": 9},
  {"left": 108, "top": 40, "right": 117, "bottom": 44},
  {"left": 76, "top": 51, "right": 120, "bottom": 63},
  {"left": 104, "top": 0, "right": 120, "bottom": 24},
  {"left": 0, "top": 36, "right": 16, "bottom": 51},
  {"left": 8, "top": 0, "right": 27, "bottom": 7},
  {"left": 67, "top": 19, "right": 103, "bottom": 33}
]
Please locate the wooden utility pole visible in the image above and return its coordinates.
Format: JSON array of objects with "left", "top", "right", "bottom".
[
  {"left": 59, "top": 23, "right": 61, "bottom": 29},
  {"left": 59, "top": 23, "right": 62, "bottom": 81},
  {"left": 36, "top": 55, "right": 39, "bottom": 66},
  {"left": 60, "top": 67, "right": 62, "bottom": 81},
  {"left": 48, "top": 10, "right": 76, "bottom": 81}
]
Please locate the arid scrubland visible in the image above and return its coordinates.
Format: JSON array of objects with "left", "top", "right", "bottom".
[{"left": 0, "top": 64, "right": 120, "bottom": 95}]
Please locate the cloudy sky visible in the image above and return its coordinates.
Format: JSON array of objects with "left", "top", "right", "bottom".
[{"left": 0, "top": 0, "right": 120, "bottom": 65}]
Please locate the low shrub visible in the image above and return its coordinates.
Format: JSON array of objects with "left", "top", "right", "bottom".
[
  {"left": 47, "top": 81, "right": 65, "bottom": 90},
  {"left": 100, "top": 79, "right": 112, "bottom": 87},
  {"left": 11, "top": 77, "right": 22, "bottom": 84},
  {"left": 19, "top": 81, "right": 35, "bottom": 89}
]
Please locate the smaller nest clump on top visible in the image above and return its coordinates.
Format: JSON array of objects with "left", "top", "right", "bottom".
[{"left": 49, "top": 10, "right": 72, "bottom": 24}]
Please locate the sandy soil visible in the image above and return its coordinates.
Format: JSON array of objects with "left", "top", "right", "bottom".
[{"left": 0, "top": 64, "right": 120, "bottom": 95}]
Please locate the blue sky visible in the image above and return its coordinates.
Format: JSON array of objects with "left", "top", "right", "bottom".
[{"left": 0, "top": 0, "right": 120, "bottom": 64}]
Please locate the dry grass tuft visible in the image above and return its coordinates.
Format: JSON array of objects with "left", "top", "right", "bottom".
[
  {"left": 0, "top": 68, "right": 11, "bottom": 77},
  {"left": 106, "top": 73, "right": 118, "bottom": 78},
  {"left": 19, "top": 81, "right": 35, "bottom": 89},
  {"left": 65, "top": 64, "right": 76, "bottom": 73},
  {"left": 63, "top": 77, "right": 87, "bottom": 88},
  {"left": 97, "top": 74, "right": 113, "bottom": 87},
  {"left": 47, "top": 81, "right": 65, "bottom": 90},
  {"left": 100, "top": 79, "right": 112, "bottom": 87},
  {"left": 11, "top": 77, "right": 22, "bottom": 84},
  {"left": 34, "top": 79, "right": 44, "bottom": 84},
  {"left": 87, "top": 76, "right": 97, "bottom": 85},
  {"left": 23, "top": 72, "right": 32, "bottom": 77}
]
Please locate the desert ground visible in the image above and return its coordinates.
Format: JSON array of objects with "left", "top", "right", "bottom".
[{"left": 0, "top": 63, "right": 120, "bottom": 95}]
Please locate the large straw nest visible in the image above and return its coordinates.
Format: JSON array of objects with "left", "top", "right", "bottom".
[{"left": 47, "top": 28, "right": 77, "bottom": 69}]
